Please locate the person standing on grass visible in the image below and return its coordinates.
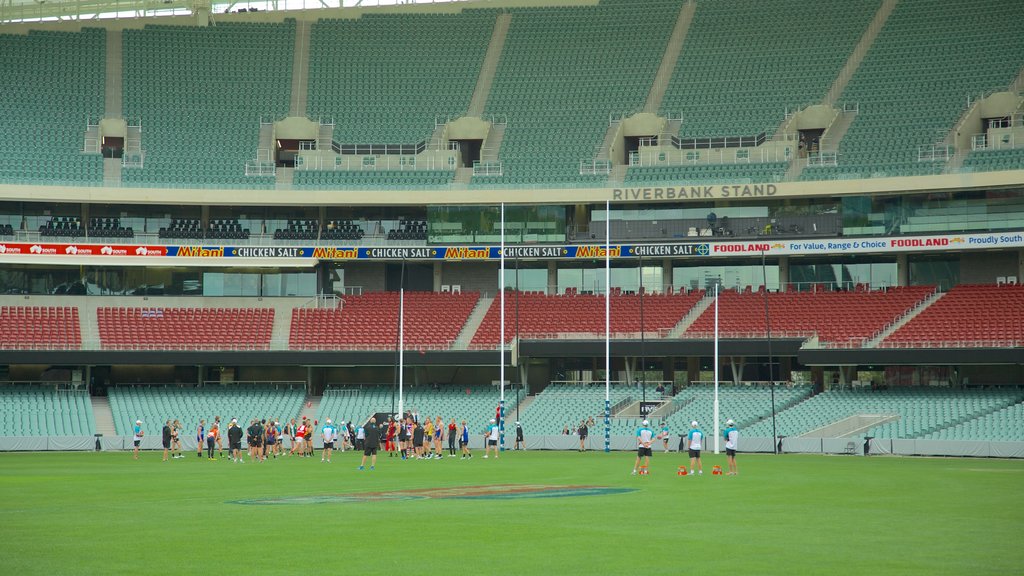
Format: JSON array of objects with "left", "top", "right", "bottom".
[
  {"left": 412, "top": 419, "right": 425, "bottom": 459},
  {"left": 196, "top": 419, "right": 205, "bottom": 458},
  {"left": 632, "top": 419, "right": 655, "bottom": 476},
  {"left": 484, "top": 418, "right": 500, "bottom": 459},
  {"left": 433, "top": 416, "right": 445, "bottom": 459},
  {"left": 206, "top": 420, "right": 218, "bottom": 460},
  {"left": 161, "top": 420, "right": 172, "bottom": 462},
  {"left": 459, "top": 420, "right": 472, "bottom": 459},
  {"left": 170, "top": 420, "right": 183, "bottom": 458},
  {"left": 514, "top": 421, "right": 525, "bottom": 451},
  {"left": 423, "top": 418, "right": 434, "bottom": 459},
  {"left": 322, "top": 419, "right": 336, "bottom": 463},
  {"left": 265, "top": 420, "right": 278, "bottom": 459},
  {"left": 447, "top": 418, "right": 458, "bottom": 456},
  {"left": 660, "top": 422, "right": 671, "bottom": 453},
  {"left": 132, "top": 420, "right": 144, "bottom": 460},
  {"left": 291, "top": 420, "right": 304, "bottom": 456},
  {"left": 359, "top": 417, "right": 380, "bottom": 471},
  {"left": 228, "top": 419, "right": 243, "bottom": 463},
  {"left": 385, "top": 417, "right": 397, "bottom": 457},
  {"left": 304, "top": 418, "right": 315, "bottom": 458},
  {"left": 214, "top": 416, "right": 224, "bottom": 458},
  {"left": 686, "top": 421, "right": 704, "bottom": 476},
  {"left": 578, "top": 420, "right": 588, "bottom": 452},
  {"left": 723, "top": 419, "right": 739, "bottom": 476}
]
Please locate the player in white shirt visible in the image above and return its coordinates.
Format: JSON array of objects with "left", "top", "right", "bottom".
[
  {"left": 483, "top": 419, "right": 500, "bottom": 459},
  {"left": 632, "top": 420, "right": 655, "bottom": 475},
  {"left": 686, "top": 421, "right": 704, "bottom": 476},
  {"left": 723, "top": 419, "right": 739, "bottom": 476},
  {"left": 321, "top": 419, "right": 337, "bottom": 463}
]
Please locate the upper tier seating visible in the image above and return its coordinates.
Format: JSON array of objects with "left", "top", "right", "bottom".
[
  {"left": 122, "top": 22, "right": 293, "bottom": 188},
  {"left": 0, "top": 386, "right": 95, "bottom": 436},
  {"left": 87, "top": 217, "right": 135, "bottom": 239},
  {"left": 307, "top": 11, "right": 494, "bottom": 145},
  {"left": 883, "top": 284, "right": 1024, "bottom": 347},
  {"left": 471, "top": 290, "right": 705, "bottom": 348},
  {"left": 0, "top": 306, "right": 81, "bottom": 350},
  {"left": 0, "top": 28, "right": 105, "bottom": 185},
  {"left": 476, "top": 0, "right": 680, "bottom": 186},
  {"left": 962, "top": 148, "right": 1024, "bottom": 173},
  {"left": 289, "top": 292, "right": 480, "bottom": 350},
  {"left": 661, "top": 0, "right": 879, "bottom": 139},
  {"left": 801, "top": 0, "right": 1024, "bottom": 180},
  {"left": 684, "top": 286, "right": 935, "bottom": 345},
  {"left": 108, "top": 384, "right": 305, "bottom": 437},
  {"left": 97, "top": 307, "right": 274, "bottom": 350},
  {"left": 39, "top": 216, "right": 83, "bottom": 238}
]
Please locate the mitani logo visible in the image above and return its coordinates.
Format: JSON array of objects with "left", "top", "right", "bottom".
[{"left": 229, "top": 484, "right": 636, "bottom": 505}]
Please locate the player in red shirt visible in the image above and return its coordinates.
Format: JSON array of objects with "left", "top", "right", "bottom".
[{"left": 385, "top": 417, "right": 397, "bottom": 457}]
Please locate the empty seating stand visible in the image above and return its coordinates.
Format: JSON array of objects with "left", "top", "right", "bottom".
[
  {"left": 470, "top": 290, "right": 705, "bottom": 348},
  {"left": 883, "top": 284, "right": 1024, "bottom": 348},
  {"left": 0, "top": 385, "right": 95, "bottom": 436},
  {"left": 0, "top": 306, "right": 81, "bottom": 350},
  {"left": 98, "top": 307, "right": 274, "bottom": 350},
  {"left": 684, "top": 286, "right": 935, "bottom": 346},
  {"left": 289, "top": 291, "right": 480, "bottom": 350}
]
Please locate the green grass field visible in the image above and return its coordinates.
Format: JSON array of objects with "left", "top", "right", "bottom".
[{"left": 1, "top": 449, "right": 1022, "bottom": 575}]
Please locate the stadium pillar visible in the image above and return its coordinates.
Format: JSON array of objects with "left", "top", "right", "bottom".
[
  {"left": 432, "top": 261, "right": 442, "bottom": 292},
  {"left": 546, "top": 261, "right": 557, "bottom": 295},
  {"left": 661, "top": 258, "right": 672, "bottom": 292},
  {"left": 1017, "top": 248, "right": 1024, "bottom": 281},
  {"left": 896, "top": 254, "right": 909, "bottom": 287},
  {"left": 778, "top": 256, "right": 789, "bottom": 290}
]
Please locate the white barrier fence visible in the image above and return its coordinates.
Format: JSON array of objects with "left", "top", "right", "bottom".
[{"left": 1, "top": 435, "right": 1022, "bottom": 458}]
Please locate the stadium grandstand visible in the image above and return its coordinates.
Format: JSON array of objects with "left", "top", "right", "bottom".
[{"left": 0, "top": 0, "right": 1022, "bottom": 458}]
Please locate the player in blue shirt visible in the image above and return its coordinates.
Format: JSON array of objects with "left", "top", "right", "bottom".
[
  {"left": 632, "top": 420, "right": 656, "bottom": 475},
  {"left": 459, "top": 420, "right": 472, "bottom": 459},
  {"left": 723, "top": 419, "right": 739, "bottom": 476},
  {"left": 686, "top": 421, "right": 705, "bottom": 476}
]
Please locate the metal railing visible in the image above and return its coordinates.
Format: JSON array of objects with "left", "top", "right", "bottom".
[
  {"left": 579, "top": 160, "right": 612, "bottom": 175},
  {"left": 918, "top": 144, "right": 952, "bottom": 162}
]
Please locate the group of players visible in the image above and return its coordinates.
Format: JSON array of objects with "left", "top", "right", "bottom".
[
  {"left": 140, "top": 412, "right": 517, "bottom": 468},
  {"left": 633, "top": 418, "right": 740, "bottom": 476},
  {"left": 134, "top": 412, "right": 738, "bottom": 475}
]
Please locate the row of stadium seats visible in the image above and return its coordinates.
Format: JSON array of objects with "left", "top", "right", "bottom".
[
  {"left": 3, "top": 382, "right": 1022, "bottom": 441},
  {"left": 1, "top": 285, "right": 1021, "bottom": 350},
  {"left": 107, "top": 384, "right": 305, "bottom": 436},
  {"left": 0, "top": 386, "right": 95, "bottom": 436},
  {"left": 683, "top": 286, "right": 936, "bottom": 346},
  {"left": 884, "top": 284, "right": 1024, "bottom": 347},
  {"left": 290, "top": 292, "right": 481, "bottom": 350},
  {"left": 470, "top": 290, "right": 706, "bottom": 347},
  {"left": 316, "top": 384, "right": 518, "bottom": 432}
]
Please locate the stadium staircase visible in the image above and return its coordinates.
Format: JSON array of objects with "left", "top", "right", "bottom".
[
  {"left": 453, "top": 295, "right": 493, "bottom": 350},
  {"left": 642, "top": 0, "right": 696, "bottom": 114},
  {"left": 78, "top": 302, "right": 100, "bottom": 350},
  {"left": 300, "top": 395, "right": 321, "bottom": 422},
  {"left": 862, "top": 289, "right": 943, "bottom": 348},
  {"left": 91, "top": 396, "right": 117, "bottom": 437},
  {"left": 289, "top": 18, "right": 311, "bottom": 117},
  {"left": 467, "top": 12, "right": 511, "bottom": 117},
  {"left": 666, "top": 293, "right": 714, "bottom": 338},
  {"left": 105, "top": 29, "right": 123, "bottom": 118}
]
